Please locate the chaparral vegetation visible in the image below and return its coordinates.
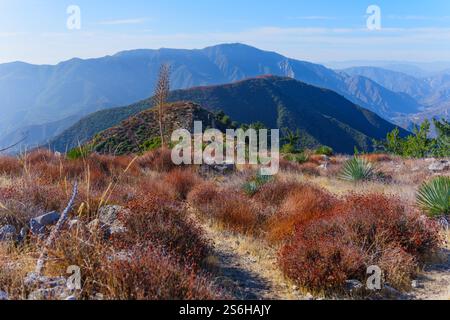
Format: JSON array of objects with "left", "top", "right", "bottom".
[{"left": 0, "top": 146, "right": 448, "bottom": 300}]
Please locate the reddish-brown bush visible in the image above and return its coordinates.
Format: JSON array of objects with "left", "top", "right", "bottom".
[
  {"left": 378, "top": 245, "right": 417, "bottom": 289},
  {"left": 188, "top": 182, "right": 262, "bottom": 235},
  {"left": 0, "top": 156, "right": 22, "bottom": 176},
  {"left": 136, "top": 148, "right": 176, "bottom": 172},
  {"left": 280, "top": 233, "right": 365, "bottom": 291},
  {"left": 164, "top": 168, "right": 202, "bottom": 200},
  {"left": 279, "top": 193, "right": 441, "bottom": 292},
  {"left": 120, "top": 194, "right": 210, "bottom": 267},
  {"left": 332, "top": 194, "right": 441, "bottom": 258},
  {"left": 104, "top": 246, "right": 223, "bottom": 300},
  {"left": 267, "top": 184, "right": 336, "bottom": 243},
  {"left": 252, "top": 180, "right": 301, "bottom": 207},
  {"left": 24, "top": 149, "right": 59, "bottom": 166},
  {"left": 361, "top": 154, "right": 392, "bottom": 163}
]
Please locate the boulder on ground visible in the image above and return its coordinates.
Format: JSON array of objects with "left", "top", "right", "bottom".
[
  {"left": 30, "top": 211, "right": 60, "bottom": 235},
  {"left": 0, "top": 225, "right": 17, "bottom": 242}
]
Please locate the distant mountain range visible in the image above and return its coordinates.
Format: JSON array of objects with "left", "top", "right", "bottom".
[
  {"left": 342, "top": 66, "right": 450, "bottom": 128},
  {"left": 49, "top": 76, "right": 409, "bottom": 154},
  {"left": 0, "top": 43, "right": 430, "bottom": 152}
]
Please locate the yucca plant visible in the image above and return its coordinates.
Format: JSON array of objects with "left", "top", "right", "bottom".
[
  {"left": 339, "top": 157, "right": 374, "bottom": 182},
  {"left": 417, "top": 176, "right": 450, "bottom": 218}
]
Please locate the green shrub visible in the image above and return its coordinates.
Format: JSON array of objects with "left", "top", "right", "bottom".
[
  {"left": 315, "top": 146, "right": 333, "bottom": 156},
  {"left": 285, "top": 153, "right": 309, "bottom": 164},
  {"left": 281, "top": 144, "right": 298, "bottom": 154},
  {"left": 242, "top": 173, "right": 272, "bottom": 196},
  {"left": 67, "top": 145, "right": 91, "bottom": 160},
  {"left": 140, "top": 137, "right": 162, "bottom": 152},
  {"left": 339, "top": 157, "right": 374, "bottom": 182},
  {"left": 417, "top": 176, "right": 450, "bottom": 218}
]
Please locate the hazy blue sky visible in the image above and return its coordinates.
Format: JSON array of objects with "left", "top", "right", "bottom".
[{"left": 1, "top": 0, "right": 450, "bottom": 64}]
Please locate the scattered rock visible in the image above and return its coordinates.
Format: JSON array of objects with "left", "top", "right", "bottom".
[
  {"left": 0, "top": 291, "right": 8, "bottom": 300},
  {"left": 30, "top": 211, "right": 60, "bottom": 235},
  {"left": 411, "top": 280, "right": 424, "bottom": 289},
  {"left": 382, "top": 285, "right": 405, "bottom": 299},
  {"left": 428, "top": 160, "right": 450, "bottom": 172},
  {"left": 0, "top": 225, "right": 17, "bottom": 242},
  {"left": 98, "top": 205, "right": 122, "bottom": 226},
  {"left": 345, "top": 279, "right": 364, "bottom": 293},
  {"left": 89, "top": 205, "right": 127, "bottom": 239},
  {"left": 200, "top": 162, "right": 236, "bottom": 175},
  {"left": 25, "top": 272, "right": 74, "bottom": 300}
]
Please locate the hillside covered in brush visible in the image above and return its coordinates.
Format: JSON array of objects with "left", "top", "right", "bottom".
[
  {"left": 88, "top": 102, "right": 228, "bottom": 155},
  {"left": 50, "top": 76, "right": 408, "bottom": 154}
]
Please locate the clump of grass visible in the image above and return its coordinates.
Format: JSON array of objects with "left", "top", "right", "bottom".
[
  {"left": 339, "top": 157, "right": 374, "bottom": 182},
  {"left": 417, "top": 176, "right": 450, "bottom": 218}
]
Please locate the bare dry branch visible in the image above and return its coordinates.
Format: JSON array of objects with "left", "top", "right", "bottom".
[{"left": 35, "top": 182, "right": 78, "bottom": 275}]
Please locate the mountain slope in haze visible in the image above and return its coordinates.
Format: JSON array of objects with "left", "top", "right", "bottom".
[
  {"left": 0, "top": 43, "right": 421, "bottom": 146},
  {"left": 50, "top": 76, "right": 408, "bottom": 154},
  {"left": 342, "top": 67, "right": 432, "bottom": 102},
  {"left": 342, "top": 66, "right": 450, "bottom": 127}
]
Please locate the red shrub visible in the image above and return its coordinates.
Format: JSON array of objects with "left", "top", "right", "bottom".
[
  {"left": 252, "top": 180, "right": 302, "bottom": 207},
  {"left": 280, "top": 233, "right": 365, "bottom": 291},
  {"left": 137, "top": 148, "right": 176, "bottom": 172},
  {"left": 267, "top": 184, "right": 336, "bottom": 243},
  {"left": 188, "top": 183, "right": 262, "bottom": 235},
  {"left": 24, "top": 149, "right": 59, "bottom": 166},
  {"left": 278, "top": 193, "right": 441, "bottom": 292},
  {"left": 164, "top": 168, "right": 202, "bottom": 200},
  {"left": 105, "top": 246, "right": 223, "bottom": 300},
  {"left": 120, "top": 194, "right": 210, "bottom": 267},
  {"left": 0, "top": 156, "right": 22, "bottom": 176}
]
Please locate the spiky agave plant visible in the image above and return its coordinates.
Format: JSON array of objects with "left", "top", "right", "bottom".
[
  {"left": 339, "top": 157, "right": 374, "bottom": 182},
  {"left": 417, "top": 176, "right": 450, "bottom": 218}
]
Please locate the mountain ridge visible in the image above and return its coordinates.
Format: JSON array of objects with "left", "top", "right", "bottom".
[
  {"left": 49, "top": 76, "right": 409, "bottom": 154},
  {"left": 0, "top": 43, "right": 423, "bottom": 151}
]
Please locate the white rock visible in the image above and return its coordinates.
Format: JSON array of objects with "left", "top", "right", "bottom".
[{"left": 428, "top": 160, "right": 450, "bottom": 172}]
